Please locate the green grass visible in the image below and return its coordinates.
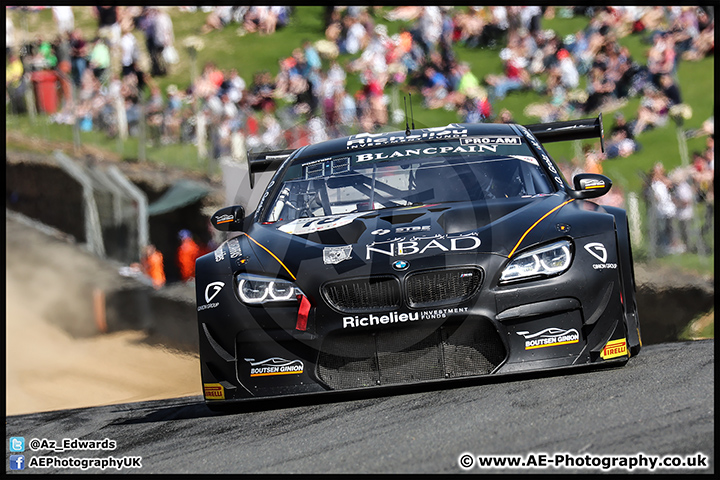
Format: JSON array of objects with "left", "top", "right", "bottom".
[
  {"left": 653, "top": 251, "right": 715, "bottom": 278},
  {"left": 6, "top": 110, "right": 201, "bottom": 169},
  {"left": 679, "top": 308, "right": 714, "bottom": 341},
  {"left": 165, "top": 7, "right": 328, "bottom": 87}
]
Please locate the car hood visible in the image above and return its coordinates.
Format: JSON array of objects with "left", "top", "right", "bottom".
[{"left": 241, "top": 194, "right": 576, "bottom": 283}]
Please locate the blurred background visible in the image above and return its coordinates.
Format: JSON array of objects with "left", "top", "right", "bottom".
[{"left": 5, "top": 6, "right": 714, "bottom": 415}]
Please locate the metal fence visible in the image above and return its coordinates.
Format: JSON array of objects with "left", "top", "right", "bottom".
[{"left": 643, "top": 179, "right": 714, "bottom": 260}]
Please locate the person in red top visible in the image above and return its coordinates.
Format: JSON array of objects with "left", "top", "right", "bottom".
[
  {"left": 484, "top": 31, "right": 531, "bottom": 100},
  {"left": 205, "top": 62, "right": 224, "bottom": 89},
  {"left": 177, "top": 229, "right": 201, "bottom": 282},
  {"left": 141, "top": 244, "right": 166, "bottom": 289}
]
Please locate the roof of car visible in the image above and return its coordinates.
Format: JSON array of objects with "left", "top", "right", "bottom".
[{"left": 295, "top": 122, "right": 523, "bottom": 160}]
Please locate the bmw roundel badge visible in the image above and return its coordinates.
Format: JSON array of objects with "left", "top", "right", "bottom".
[{"left": 392, "top": 260, "right": 409, "bottom": 271}]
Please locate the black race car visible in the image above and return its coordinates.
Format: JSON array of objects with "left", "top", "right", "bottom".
[{"left": 196, "top": 115, "right": 641, "bottom": 407}]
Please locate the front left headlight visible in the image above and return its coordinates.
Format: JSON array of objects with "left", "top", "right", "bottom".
[
  {"left": 237, "top": 273, "right": 304, "bottom": 304},
  {"left": 500, "top": 240, "right": 573, "bottom": 283}
]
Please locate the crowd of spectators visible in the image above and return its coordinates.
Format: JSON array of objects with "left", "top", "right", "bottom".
[
  {"left": 6, "top": 7, "right": 178, "bottom": 128},
  {"left": 7, "top": 7, "right": 713, "bottom": 145},
  {"left": 6, "top": 6, "right": 714, "bottom": 259},
  {"left": 643, "top": 126, "right": 714, "bottom": 257},
  {"left": 197, "top": 6, "right": 291, "bottom": 36}
]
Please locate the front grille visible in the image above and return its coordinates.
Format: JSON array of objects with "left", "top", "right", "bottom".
[
  {"left": 322, "top": 267, "right": 482, "bottom": 313},
  {"left": 317, "top": 317, "right": 506, "bottom": 390},
  {"left": 322, "top": 276, "right": 402, "bottom": 313},
  {"left": 406, "top": 268, "right": 483, "bottom": 307}
]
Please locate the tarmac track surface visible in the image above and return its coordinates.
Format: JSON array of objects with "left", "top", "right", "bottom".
[{"left": 6, "top": 339, "right": 714, "bottom": 474}]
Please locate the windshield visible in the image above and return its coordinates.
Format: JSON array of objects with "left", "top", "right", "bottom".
[{"left": 263, "top": 137, "right": 555, "bottom": 223}]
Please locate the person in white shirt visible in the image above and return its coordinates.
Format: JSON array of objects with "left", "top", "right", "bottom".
[
  {"left": 120, "top": 29, "right": 139, "bottom": 77},
  {"left": 557, "top": 48, "right": 579, "bottom": 90},
  {"left": 154, "top": 7, "right": 177, "bottom": 74},
  {"left": 6, "top": 16, "right": 16, "bottom": 57},
  {"left": 342, "top": 16, "right": 366, "bottom": 55},
  {"left": 53, "top": 6, "right": 75, "bottom": 36},
  {"left": 670, "top": 167, "right": 698, "bottom": 253},
  {"left": 649, "top": 162, "right": 680, "bottom": 256},
  {"left": 418, "top": 6, "right": 442, "bottom": 53}
]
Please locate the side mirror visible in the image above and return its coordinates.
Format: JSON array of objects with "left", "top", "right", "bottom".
[
  {"left": 569, "top": 173, "right": 612, "bottom": 199},
  {"left": 211, "top": 206, "right": 245, "bottom": 231}
]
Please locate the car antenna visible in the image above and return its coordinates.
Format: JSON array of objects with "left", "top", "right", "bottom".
[
  {"left": 404, "top": 95, "right": 411, "bottom": 136},
  {"left": 409, "top": 92, "right": 415, "bottom": 130}
]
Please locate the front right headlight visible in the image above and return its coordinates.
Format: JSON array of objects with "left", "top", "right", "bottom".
[
  {"left": 237, "top": 273, "right": 303, "bottom": 304},
  {"left": 500, "top": 240, "right": 573, "bottom": 284}
]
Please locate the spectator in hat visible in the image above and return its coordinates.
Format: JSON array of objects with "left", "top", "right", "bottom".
[
  {"left": 37, "top": 36, "right": 58, "bottom": 69},
  {"left": 177, "top": 229, "right": 201, "bottom": 282},
  {"left": 556, "top": 48, "right": 579, "bottom": 91}
]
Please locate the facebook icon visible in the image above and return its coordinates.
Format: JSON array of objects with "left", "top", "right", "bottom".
[{"left": 10, "top": 455, "right": 25, "bottom": 470}]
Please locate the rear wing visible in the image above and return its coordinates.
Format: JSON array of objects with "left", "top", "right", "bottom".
[
  {"left": 246, "top": 149, "right": 296, "bottom": 188},
  {"left": 523, "top": 113, "right": 604, "bottom": 153}
]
